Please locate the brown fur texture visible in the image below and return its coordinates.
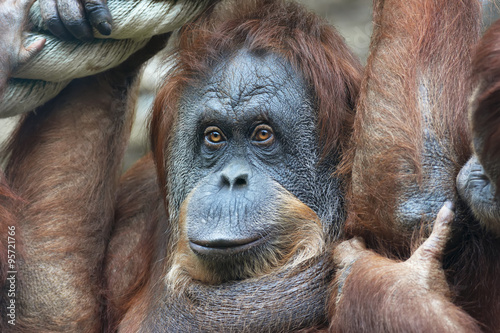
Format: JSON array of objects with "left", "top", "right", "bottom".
[
  {"left": 0, "top": 170, "right": 22, "bottom": 333},
  {"left": 1, "top": 35, "right": 170, "bottom": 332},
  {"left": 330, "top": 203, "right": 480, "bottom": 332},
  {"left": 104, "top": 154, "right": 166, "bottom": 331},
  {"left": 337, "top": 0, "right": 500, "bottom": 331},
  {"left": 106, "top": 157, "right": 332, "bottom": 332},
  {"left": 0, "top": 171, "right": 18, "bottom": 284},
  {"left": 111, "top": 166, "right": 332, "bottom": 330},
  {"left": 4, "top": 79, "right": 131, "bottom": 332},
  {"left": 458, "top": 17, "right": 500, "bottom": 237},
  {"left": 452, "top": 19, "right": 500, "bottom": 326},
  {"left": 2, "top": 0, "right": 489, "bottom": 330},
  {"left": 118, "top": 254, "right": 333, "bottom": 333},
  {"left": 111, "top": 1, "right": 485, "bottom": 331},
  {"left": 340, "top": 0, "right": 480, "bottom": 253}
]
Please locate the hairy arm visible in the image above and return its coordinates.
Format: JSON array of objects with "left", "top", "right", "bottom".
[
  {"left": 4, "top": 68, "right": 137, "bottom": 332},
  {"left": 3, "top": 35, "right": 168, "bottom": 331},
  {"left": 330, "top": 203, "right": 480, "bottom": 333},
  {"left": 104, "top": 154, "right": 168, "bottom": 329}
]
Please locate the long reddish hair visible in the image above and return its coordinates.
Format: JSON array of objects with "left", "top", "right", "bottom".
[
  {"left": 150, "top": 0, "right": 362, "bottom": 202},
  {"left": 339, "top": 0, "right": 480, "bottom": 252}
]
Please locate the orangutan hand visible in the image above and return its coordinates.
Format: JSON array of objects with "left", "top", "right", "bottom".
[
  {"left": 38, "top": 0, "right": 112, "bottom": 41},
  {"left": 333, "top": 201, "right": 455, "bottom": 302}
]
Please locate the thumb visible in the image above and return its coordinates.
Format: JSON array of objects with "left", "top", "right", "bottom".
[
  {"left": 18, "top": 37, "right": 46, "bottom": 65},
  {"left": 411, "top": 201, "right": 454, "bottom": 263}
]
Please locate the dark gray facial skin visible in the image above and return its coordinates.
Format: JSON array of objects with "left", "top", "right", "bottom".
[
  {"left": 140, "top": 49, "right": 341, "bottom": 332},
  {"left": 168, "top": 49, "right": 343, "bottom": 245},
  {"left": 457, "top": 155, "right": 500, "bottom": 235}
]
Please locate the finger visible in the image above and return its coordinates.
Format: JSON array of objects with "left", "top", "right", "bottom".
[
  {"left": 39, "top": 0, "right": 73, "bottom": 40},
  {"left": 83, "top": 0, "right": 113, "bottom": 36},
  {"left": 57, "top": 0, "right": 93, "bottom": 41},
  {"left": 18, "top": 37, "right": 46, "bottom": 64},
  {"left": 411, "top": 201, "right": 454, "bottom": 262}
]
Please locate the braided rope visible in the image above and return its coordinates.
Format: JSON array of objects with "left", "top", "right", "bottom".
[{"left": 1, "top": 0, "right": 211, "bottom": 117}]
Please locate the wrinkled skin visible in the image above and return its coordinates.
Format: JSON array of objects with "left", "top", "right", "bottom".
[
  {"left": 167, "top": 50, "right": 341, "bottom": 285},
  {"left": 0, "top": 0, "right": 45, "bottom": 95},
  {"left": 38, "top": 0, "right": 112, "bottom": 40},
  {"left": 115, "top": 47, "right": 478, "bottom": 333},
  {"left": 170, "top": 50, "right": 341, "bottom": 249},
  {"left": 116, "top": 49, "right": 343, "bottom": 332},
  {"left": 457, "top": 155, "right": 500, "bottom": 236},
  {"left": 175, "top": 51, "right": 324, "bottom": 217}
]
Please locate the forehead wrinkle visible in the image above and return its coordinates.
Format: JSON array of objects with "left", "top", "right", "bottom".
[
  {"left": 210, "top": 50, "right": 292, "bottom": 110},
  {"left": 197, "top": 102, "right": 271, "bottom": 128},
  {"left": 200, "top": 79, "right": 286, "bottom": 122},
  {"left": 181, "top": 49, "right": 308, "bottom": 125}
]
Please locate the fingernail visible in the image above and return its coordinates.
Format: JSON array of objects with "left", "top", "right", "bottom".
[
  {"left": 445, "top": 201, "right": 454, "bottom": 210},
  {"left": 97, "top": 21, "right": 112, "bottom": 35}
]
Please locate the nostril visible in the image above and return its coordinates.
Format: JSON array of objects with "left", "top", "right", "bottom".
[
  {"left": 218, "top": 159, "right": 252, "bottom": 189},
  {"left": 221, "top": 174, "right": 231, "bottom": 187},
  {"left": 219, "top": 173, "right": 249, "bottom": 188},
  {"left": 234, "top": 175, "right": 248, "bottom": 187}
]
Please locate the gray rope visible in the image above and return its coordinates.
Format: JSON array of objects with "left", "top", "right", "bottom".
[{"left": 1, "top": 0, "right": 211, "bottom": 117}]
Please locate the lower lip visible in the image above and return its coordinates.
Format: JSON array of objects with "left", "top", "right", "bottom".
[{"left": 189, "top": 236, "right": 268, "bottom": 256}]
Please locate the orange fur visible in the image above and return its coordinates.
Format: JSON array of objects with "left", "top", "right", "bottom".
[
  {"left": 113, "top": 1, "right": 362, "bottom": 331},
  {"left": 340, "top": 0, "right": 480, "bottom": 252},
  {"left": 1, "top": 35, "right": 169, "bottom": 332},
  {"left": 329, "top": 252, "right": 480, "bottom": 332},
  {"left": 337, "top": 0, "right": 500, "bottom": 331}
]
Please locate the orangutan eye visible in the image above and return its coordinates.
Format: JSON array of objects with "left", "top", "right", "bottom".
[
  {"left": 207, "top": 131, "right": 223, "bottom": 143},
  {"left": 252, "top": 124, "right": 274, "bottom": 145},
  {"left": 204, "top": 126, "right": 226, "bottom": 147}
]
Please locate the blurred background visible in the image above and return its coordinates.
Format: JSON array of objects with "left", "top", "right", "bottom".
[{"left": 1, "top": 0, "right": 499, "bottom": 171}]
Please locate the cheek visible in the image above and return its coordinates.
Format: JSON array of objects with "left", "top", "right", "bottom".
[
  {"left": 167, "top": 152, "right": 209, "bottom": 212},
  {"left": 167, "top": 179, "right": 326, "bottom": 286},
  {"left": 265, "top": 131, "right": 320, "bottom": 201},
  {"left": 263, "top": 158, "right": 319, "bottom": 210}
]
